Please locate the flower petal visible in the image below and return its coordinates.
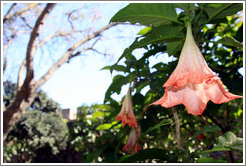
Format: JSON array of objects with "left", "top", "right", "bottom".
[
  {"left": 204, "top": 77, "right": 242, "bottom": 104},
  {"left": 164, "top": 23, "right": 215, "bottom": 88},
  {"left": 152, "top": 78, "right": 242, "bottom": 115},
  {"left": 151, "top": 22, "right": 242, "bottom": 115},
  {"left": 116, "top": 88, "right": 137, "bottom": 128},
  {"left": 122, "top": 126, "right": 141, "bottom": 154}
]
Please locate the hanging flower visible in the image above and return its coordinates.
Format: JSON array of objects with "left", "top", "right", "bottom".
[
  {"left": 116, "top": 87, "right": 137, "bottom": 128},
  {"left": 151, "top": 22, "right": 242, "bottom": 115},
  {"left": 122, "top": 126, "right": 141, "bottom": 154}
]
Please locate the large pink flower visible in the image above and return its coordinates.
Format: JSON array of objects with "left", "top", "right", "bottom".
[
  {"left": 151, "top": 22, "right": 242, "bottom": 115},
  {"left": 122, "top": 126, "right": 141, "bottom": 154},
  {"left": 116, "top": 88, "right": 137, "bottom": 128}
]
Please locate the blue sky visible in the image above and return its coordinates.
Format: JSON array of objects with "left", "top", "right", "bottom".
[{"left": 3, "top": 3, "right": 175, "bottom": 110}]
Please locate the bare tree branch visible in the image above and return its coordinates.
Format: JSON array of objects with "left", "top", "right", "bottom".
[
  {"left": 17, "top": 60, "right": 26, "bottom": 91},
  {"left": 20, "top": 16, "right": 33, "bottom": 29},
  {"left": 25, "top": 3, "right": 56, "bottom": 83},
  {"left": 15, "top": 3, "right": 40, "bottom": 17},
  {"left": 67, "top": 7, "right": 83, "bottom": 30},
  {"left": 35, "top": 30, "right": 83, "bottom": 49},
  {"left": 3, "top": 3, "right": 40, "bottom": 24},
  {"left": 3, "top": 3, "right": 17, "bottom": 23},
  {"left": 88, "top": 5, "right": 102, "bottom": 35},
  {"left": 88, "top": 48, "right": 110, "bottom": 57},
  {"left": 36, "top": 22, "right": 119, "bottom": 88},
  {"left": 68, "top": 47, "right": 91, "bottom": 61}
]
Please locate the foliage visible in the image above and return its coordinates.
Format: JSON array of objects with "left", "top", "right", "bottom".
[
  {"left": 3, "top": 81, "right": 68, "bottom": 163},
  {"left": 97, "top": 3, "right": 243, "bottom": 163},
  {"left": 3, "top": 81, "right": 62, "bottom": 113}
]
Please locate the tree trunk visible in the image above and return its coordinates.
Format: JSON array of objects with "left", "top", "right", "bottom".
[
  {"left": 3, "top": 3, "right": 56, "bottom": 142},
  {"left": 3, "top": 80, "right": 38, "bottom": 141}
]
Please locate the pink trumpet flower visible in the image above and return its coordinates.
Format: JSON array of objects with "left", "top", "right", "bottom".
[
  {"left": 122, "top": 126, "right": 141, "bottom": 154},
  {"left": 151, "top": 22, "right": 242, "bottom": 115},
  {"left": 116, "top": 88, "right": 137, "bottom": 128}
]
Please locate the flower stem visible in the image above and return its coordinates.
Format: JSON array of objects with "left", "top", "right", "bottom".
[{"left": 172, "top": 107, "right": 185, "bottom": 151}]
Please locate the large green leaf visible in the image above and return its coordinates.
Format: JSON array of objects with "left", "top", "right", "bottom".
[
  {"left": 218, "top": 36, "right": 243, "bottom": 48},
  {"left": 115, "top": 24, "right": 185, "bottom": 64},
  {"left": 203, "top": 3, "right": 243, "bottom": 24},
  {"left": 110, "top": 3, "right": 182, "bottom": 26},
  {"left": 167, "top": 40, "right": 184, "bottom": 56},
  {"left": 104, "top": 72, "right": 136, "bottom": 103},
  {"left": 173, "top": 3, "right": 195, "bottom": 12},
  {"left": 104, "top": 75, "right": 128, "bottom": 103}
]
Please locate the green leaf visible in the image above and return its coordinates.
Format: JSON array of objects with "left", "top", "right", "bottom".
[
  {"left": 167, "top": 40, "right": 184, "bottom": 56},
  {"left": 91, "top": 104, "right": 112, "bottom": 111},
  {"left": 196, "top": 157, "right": 226, "bottom": 163},
  {"left": 110, "top": 3, "right": 182, "bottom": 26},
  {"left": 104, "top": 72, "right": 136, "bottom": 103},
  {"left": 174, "top": 3, "right": 196, "bottom": 15},
  {"left": 138, "top": 26, "right": 152, "bottom": 35},
  {"left": 100, "top": 65, "right": 110, "bottom": 70},
  {"left": 192, "top": 125, "right": 221, "bottom": 139},
  {"left": 104, "top": 75, "right": 129, "bottom": 103},
  {"left": 218, "top": 36, "right": 243, "bottom": 48},
  {"left": 136, "top": 79, "right": 149, "bottom": 93},
  {"left": 235, "top": 24, "right": 243, "bottom": 42},
  {"left": 115, "top": 24, "right": 185, "bottom": 64},
  {"left": 101, "top": 64, "right": 127, "bottom": 74},
  {"left": 117, "top": 148, "right": 178, "bottom": 162},
  {"left": 217, "top": 136, "right": 227, "bottom": 147},
  {"left": 144, "top": 118, "right": 173, "bottom": 135},
  {"left": 224, "top": 131, "right": 237, "bottom": 144},
  {"left": 203, "top": 3, "right": 243, "bottom": 24},
  {"left": 200, "top": 131, "right": 243, "bottom": 154},
  {"left": 200, "top": 147, "right": 231, "bottom": 154},
  {"left": 96, "top": 123, "right": 112, "bottom": 130},
  {"left": 91, "top": 111, "right": 104, "bottom": 120}
]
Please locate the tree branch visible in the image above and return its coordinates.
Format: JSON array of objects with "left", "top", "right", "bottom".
[
  {"left": 3, "top": 31, "right": 16, "bottom": 54},
  {"left": 15, "top": 3, "right": 40, "bottom": 18},
  {"left": 3, "top": 3, "right": 56, "bottom": 143},
  {"left": 3, "top": 3, "right": 17, "bottom": 23},
  {"left": 36, "top": 22, "right": 119, "bottom": 87},
  {"left": 25, "top": 3, "right": 56, "bottom": 83},
  {"left": 35, "top": 30, "right": 83, "bottom": 49},
  {"left": 17, "top": 60, "right": 26, "bottom": 90},
  {"left": 68, "top": 47, "right": 91, "bottom": 61},
  {"left": 20, "top": 16, "right": 33, "bottom": 29}
]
